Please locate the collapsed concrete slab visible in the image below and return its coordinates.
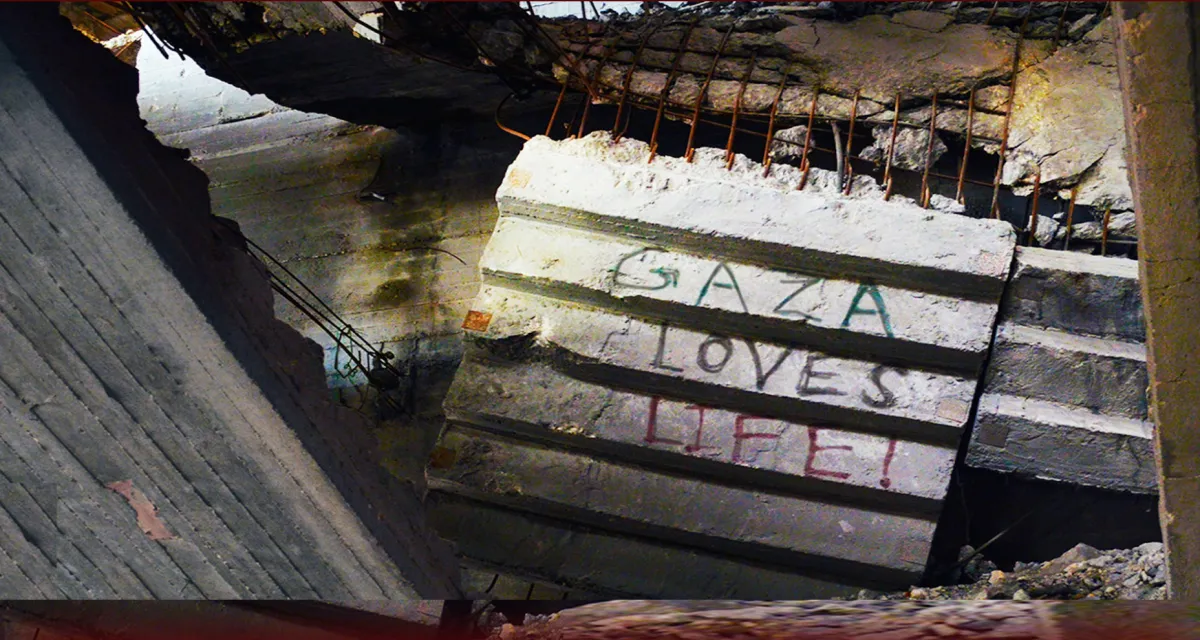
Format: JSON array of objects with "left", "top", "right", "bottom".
[
  {"left": 966, "top": 248, "right": 1154, "bottom": 494},
  {"left": 431, "top": 132, "right": 1016, "bottom": 597}
]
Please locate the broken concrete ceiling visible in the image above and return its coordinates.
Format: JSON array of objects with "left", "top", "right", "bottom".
[{"left": 124, "top": 2, "right": 1128, "bottom": 209}]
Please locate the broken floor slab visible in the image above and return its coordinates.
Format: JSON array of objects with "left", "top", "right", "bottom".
[
  {"left": 966, "top": 248, "right": 1154, "bottom": 494},
  {"left": 432, "top": 132, "right": 1016, "bottom": 596}
]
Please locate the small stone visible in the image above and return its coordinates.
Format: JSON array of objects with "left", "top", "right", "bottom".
[
  {"left": 1123, "top": 575, "right": 1142, "bottom": 588},
  {"left": 989, "top": 570, "right": 1006, "bottom": 585},
  {"left": 1086, "top": 556, "right": 1113, "bottom": 568},
  {"left": 909, "top": 587, "right": 929, "bottom": 599},
  {"left": 1012, "top": 588, "right": 1031, "bottom": 601},
  {"left": 930, "top": 194, "right": 966, "bottom": 214},
  {"left": 499, "top": 624, "right": 517, "bottom": 640},
  {"left": 1135, "top": 542, "right": 1164, "bottom": 556},
  {"left": 1057, "top": 543, "right": 1103, "bottom": 565},
  {"left": 1034, "top": 215, "right": 1060, "bottom": 247}
]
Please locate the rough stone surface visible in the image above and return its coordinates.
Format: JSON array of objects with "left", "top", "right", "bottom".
[
  {"left": 1004, "top": 18, "right": 1132, "bottom": 210},
  {"left": 859, "top": 125, "right": 948, "bottom": 172},
  {"left": 967, "top": 247, "right": 1153, "bottom": 494},
  {"left": 1001, "top": 247, "right": 1144, "bottom": 342}
]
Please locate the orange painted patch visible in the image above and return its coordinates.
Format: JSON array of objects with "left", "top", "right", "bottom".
[
  {"left": 462, "top": 310, "right": 493, "bottom": 332},
  {"left": 107, "top": 480, "right": 175, "bottom": 541}
]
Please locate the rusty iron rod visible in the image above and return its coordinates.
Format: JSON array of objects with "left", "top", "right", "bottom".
[
  {"left": 650, "top": 18, "right": 700, "bottom": 162},
  {"left": 545, "top": 81, "right": 570, "bottom": 137},
  {"left": 921, "top": 93, "right": 939, "bottom": 208},
  {"left": 956, "top": 89, "right": 976, "bottom": 204},
  {"left": 1101, "top": 204, "right": 1112, "bottom": 256},
  {"left": 1051, "top": 2, "right": 1070, "bottom": 51},
  {"left": 985, "top": 1, "right": 999, "bottom": 25},
  {"left": 795, "top": 90, "right": 820, "bottom": 190},
  {"left": 990, "top": 13, "right": 1030, "bottom": 219},
  {"left": 884, "top": 175, "right": 895, "bottom": 201},
  {"left": 842, "top": 90, "right": 861, "bottom": 195},
  {"left": 496, "top": 93, "right": 532, "bottom": 141},
  {"left": 578, "top": 40, "right": 618, "bottom": 138},
  {"left": 883, "top": 93, "right": 902, "bottom": 188},
  {"left": 1027, "top": 171, "right": 1041, "bottom": 246},
  {"left": 686, "top": 25, "right": 735, "bottom": 162},
  {"left": 1064, "top": 186, "right": 1079, "bottom": 250},
  {"left": 612, "top": 22, "right": 660, "bottom": 139},
  {"left": 726, "top": 53, "right": 758, "bottom": 170},
  {"left": 762, "top": 74, "right": 790, "bottom": 177}
]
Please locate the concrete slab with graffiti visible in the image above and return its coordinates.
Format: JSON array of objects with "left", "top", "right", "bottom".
[{"left": 429, "top": 132, "right": 1017, "bottom": 597}]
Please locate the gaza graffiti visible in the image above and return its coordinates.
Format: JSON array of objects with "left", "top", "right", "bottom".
[
  {"left": 610, "top": 247, "right": 895, "bottom": 337},
  {"left": 643, "top": 395, "right": 902, "bottom": 489},
  {"left": 650, "top": 323, "right": 908, "bottom": 409}
]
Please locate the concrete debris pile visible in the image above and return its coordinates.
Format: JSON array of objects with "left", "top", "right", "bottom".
[{"left": 859, "top": 542, "right": 1166, "bottom": 601}]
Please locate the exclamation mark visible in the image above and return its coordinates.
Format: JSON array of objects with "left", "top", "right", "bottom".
[{"left": 879, "top": 439, "right": 898, "bottom": 489}]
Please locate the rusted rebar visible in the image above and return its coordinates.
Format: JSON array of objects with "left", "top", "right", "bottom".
[
  {"left": 1051, "top": 2, "right": 1070, "bottom": 51},
  {"left": 985, "top": 1, "right": 999, "bottom": 25},
  {"left": 726, "top": 54, "right": 758, "bottom": 170},
  {"left": 686, "top": 25, "right": 736, "bottom": 162},
  {"left": 921, "top": 93, "right": 939, "bottom": 208},
  {"left": 650, "top": 18, "right": 700, "bottom": 162},
  {"left": 545, "top": 81, "right": 570, "bottom": 138},
  {"left": 496, "top": 92, "right": 532, "bottom": 141},
  {"left": 1027, "top": 171, "right": 1041, "bottom": 246},
  {"left": 762, "top": 74, "right": 790, "bottom": 178},
  {"left": 612, "top": 22, "right": 660, "bottom": 140},
  {"left": 795, "top": 90, "right": 820, "bottom": 190},
  {"left": 842, "top": 90, "right": 861, "bottom": 195},
  {"left": 990, "top": 14, "right": 1030, "bottom": 219},
  {"left": 1101, "top": 204, "right": 1113, "bottom": 256},
  {"left": 1064, "top": 186, "right": 1079, "bottom": 250},
  {"left": 579, "top": 39, "right": 619, "bottom": 138},
  {"left": 956, "top": 89, "right": 976, "bottom": 204},
  {"left": 882, "top": 93, "right": 902, "bottom": 191}
]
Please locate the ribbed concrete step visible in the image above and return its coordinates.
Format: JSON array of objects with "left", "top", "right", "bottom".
[
  {"left": 445, "top": 354, "right": 957, "bottom": 509},
  {"left": 987, "top": 323, "right": 1148, "bottom": 419},
  {"left": 466, "top": 286, "right": 976, "bottom": 443},
  {"left": 966, "top": 393, "right": 1156, "bottom": 494},
  {"left": 480, "top": 215, "right": 999, "bottom": 372},
  {"left": 1002, "top": 247, "right": 1144, "bottom": 342},
  {"left": 427, "top": 491, "right": 864, "bottom": 598}
]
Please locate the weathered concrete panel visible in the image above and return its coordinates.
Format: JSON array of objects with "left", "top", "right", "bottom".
[
  {"left": 481, "top": 216, "right": 999, "bottom": 371},
  {"left": 434, "top": 132, "right": 1016, "bottom": 596},
  {"left": 445, "top": 355, "right": 957, "bottom": 504},
  {"left": 497, "top": 134, "right": 1016, "bottom": 300},
  {"left": 469, "top": 286, "right": 976, "bottom": 439},
  {"left": 432, "top": 426, "right": 938, "bottom": 581},
  {"left": 967, "top": 394, "right": 1157, "bottom": 494},
  {"left": 427, "top": 492, "right": 864, "bottom": 598},
  {"left": 967, "top": 247, "right": 1154, "bottom": 494}
]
